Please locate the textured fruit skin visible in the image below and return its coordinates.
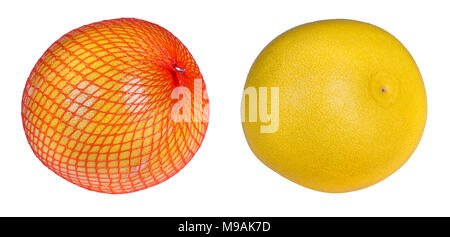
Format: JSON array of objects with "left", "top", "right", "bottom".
[
  {"left": 22, "top": 18, "right": 209, "bottom": 194},
  {"left": 242, "top": 19, "right": 426, "bottom": 193}
]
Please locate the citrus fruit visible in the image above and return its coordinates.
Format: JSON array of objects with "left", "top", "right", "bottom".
[
  {"left": 22, "top": 18, "right": 209, "bottom": 194},
  {"left": 241, "top": 19, "right": 427, "bottom": 193}
]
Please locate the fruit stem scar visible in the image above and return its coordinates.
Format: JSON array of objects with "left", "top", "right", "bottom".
[
  {"left": 381, "top": 87, "right": 386, "bottom": 93},
  {"left": 174, "top": 66, "right": 185, "bottom": 74}
]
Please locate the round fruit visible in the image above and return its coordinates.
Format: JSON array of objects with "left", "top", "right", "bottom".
[
  {"left": 22, "top": 18, "right": 209, "bottom": 194},
  {"left": 241, "top": 19, "right": 427, "bottom": 193}
]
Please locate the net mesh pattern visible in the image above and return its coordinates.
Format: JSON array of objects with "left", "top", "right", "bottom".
[{"left": 21, "top": 18, "right": 209, "bottom": 194}]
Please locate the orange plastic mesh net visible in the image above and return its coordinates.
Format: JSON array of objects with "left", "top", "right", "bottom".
[{"left": 21, "top": 18, "right": 209, "bottom": 194}]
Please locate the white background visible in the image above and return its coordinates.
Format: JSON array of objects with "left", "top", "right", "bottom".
[{"left": 0, "top": 0, "right": 449, "bottom": 217}]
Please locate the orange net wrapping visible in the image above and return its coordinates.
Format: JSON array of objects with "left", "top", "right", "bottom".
[{"left": 21, "top": 18, "right": 209, "bottom": 194}]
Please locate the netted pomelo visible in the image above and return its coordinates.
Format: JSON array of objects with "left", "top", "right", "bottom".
[{"left": 22, "top": 18, "right": 209, "bottom": 194}]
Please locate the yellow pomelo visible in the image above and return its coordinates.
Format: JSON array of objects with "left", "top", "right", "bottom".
[{"left": 241, "top": 19, "right": 427, "bottom": 193}]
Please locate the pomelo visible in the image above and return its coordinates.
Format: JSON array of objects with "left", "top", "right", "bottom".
[
  {"left": 241, "top": 19, "right": 427, "bottom": 193},
  {"left": 22, "top": 18, "right": 209, "bottom": 194}
]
